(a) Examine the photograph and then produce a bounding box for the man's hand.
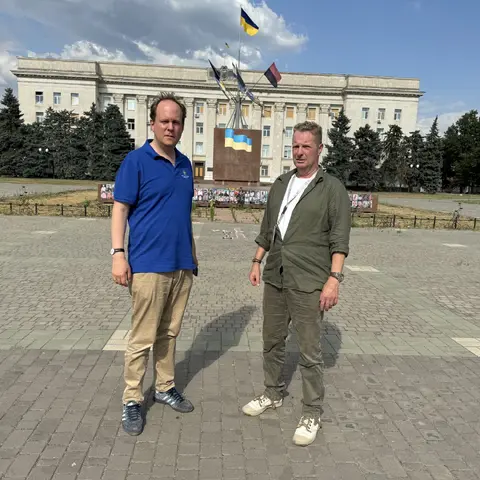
[319,277,339,311]
[249,263,261,286]
[112,255,131,287]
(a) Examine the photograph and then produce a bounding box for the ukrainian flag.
[240,8,259,36]
[225,128,252,152]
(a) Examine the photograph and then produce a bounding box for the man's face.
[150,99,184,148]
[292,130,323,171]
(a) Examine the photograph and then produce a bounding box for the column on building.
[136,95,148,145]
[297,103,308,123]
[182,97,194,160]
[113,94,124,116]
[251,103,262,130]
[272,102,285,180]
[205,98,217,181]
[319,104,330,163]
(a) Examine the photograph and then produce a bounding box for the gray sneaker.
[154,387,194,413]
[122,401,143,436]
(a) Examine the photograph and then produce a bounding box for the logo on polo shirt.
[181,169,190,179]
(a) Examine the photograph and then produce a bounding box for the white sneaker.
[242,394,283,416]
[292,415,321,446]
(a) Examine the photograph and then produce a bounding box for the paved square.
[0,216,480,479]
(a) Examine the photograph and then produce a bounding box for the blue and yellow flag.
[240,8,259,36]
[225,128,252,152]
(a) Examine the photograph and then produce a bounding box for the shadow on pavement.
[174,305,256,392]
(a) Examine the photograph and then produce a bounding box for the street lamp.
[38,147,54,178]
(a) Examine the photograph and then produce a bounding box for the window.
[286,106,294,119]
[263,106,272,118]
[362,107,369,120]
[195,102,204,115]
[217,123,226,128]
[53,92,61,105]
[129,139,135,150]
[377,108,386,121]
[127,98,136,111]
[35,91,43,105]
[127,118,135,130]
[307,107,316,120]
[284,145,292,159]
[196,122,204,134]
[195,142,204,155]
[263,125,271,137]
[242,105,250,117]
[394,109,402,121]
[330,107,340,120]
[283,166,291,174]
[218,103,227,116]
[261,165,269,177]
[103,96,112,110]
[285,127,293,138]
[262,144,270,157]
[376,128,384,135]
[36,112,44,123]
[71,93,79,106]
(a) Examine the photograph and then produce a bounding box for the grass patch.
[0,177,103,186]
[378,192,480,203]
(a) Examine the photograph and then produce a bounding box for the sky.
[0,0,478,134]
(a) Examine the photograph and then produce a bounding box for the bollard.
[373,214,376,227]
[61,204,64,216]
[34,203,38,215]
[84,205,88,217]
[433,216,436,229]
[474,218,477,231]
[414,215,417,228]
[10,203,12,214]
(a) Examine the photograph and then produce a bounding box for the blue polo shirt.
[113,140,195,274]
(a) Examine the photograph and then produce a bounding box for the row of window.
[35,91,79,106]
[36,91,403,125]
[362,107,402,122]
[260,165,290,177]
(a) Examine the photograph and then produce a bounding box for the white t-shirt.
[277,175,314,239]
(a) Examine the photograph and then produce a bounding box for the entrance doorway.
[194,162,205,180]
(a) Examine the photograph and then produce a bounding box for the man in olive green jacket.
[242,121,351,446]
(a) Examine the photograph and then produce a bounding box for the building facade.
[13,57,423,183]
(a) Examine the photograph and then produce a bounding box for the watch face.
[110,248,115,255]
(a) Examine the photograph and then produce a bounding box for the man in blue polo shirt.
[111,92,198,436]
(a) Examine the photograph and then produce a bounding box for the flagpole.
[234,10,242,130]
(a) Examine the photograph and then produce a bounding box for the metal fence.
[0,202,478,231]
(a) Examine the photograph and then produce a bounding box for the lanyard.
[270,176,313,250]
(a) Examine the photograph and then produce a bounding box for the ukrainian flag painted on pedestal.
[225,128,252,152]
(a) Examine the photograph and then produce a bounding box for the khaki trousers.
[262,282,325,415]
[123,270,193,404]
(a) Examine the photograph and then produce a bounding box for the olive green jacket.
[256,167,351,293]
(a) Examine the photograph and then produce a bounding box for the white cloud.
[0,42,17,90]
[0,0,306,71]
[417,98,471,134]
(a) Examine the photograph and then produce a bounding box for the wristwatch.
[110,248,125,256]
[330,272,344,283]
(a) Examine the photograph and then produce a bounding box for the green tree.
[100,104,133,180]
[445,111,480,192]
[350,124,381,190]
[380,124,404,188]
[77,103,105,179]
[421,117,443,193]
[0,88,24,176]
[20,122,49,178]
[323,109,354,184]
[402,131,424,191]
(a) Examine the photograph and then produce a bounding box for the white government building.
[13,57,423,183]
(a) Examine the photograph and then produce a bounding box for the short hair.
[150,92,187,124]
[293,121,322,145]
